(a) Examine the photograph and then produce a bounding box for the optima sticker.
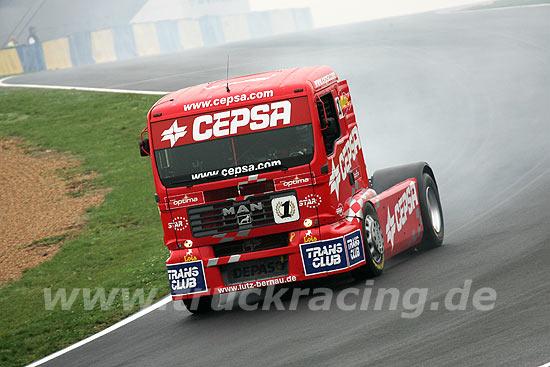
[300,230,365,276]
[167,260,207,296]
[169,192,205,208]
[274,173,312,190]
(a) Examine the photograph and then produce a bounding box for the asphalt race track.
[7,6,550,367]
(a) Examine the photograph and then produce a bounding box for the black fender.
[370,161,437,194]
[370,162,443,248]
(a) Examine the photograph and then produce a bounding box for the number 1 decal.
[271,195,300,224]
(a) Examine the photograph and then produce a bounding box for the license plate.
[221,256,288,285]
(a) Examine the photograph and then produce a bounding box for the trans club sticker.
[345,230,365,267]
[300,230,365,276]
[166,260,207,296]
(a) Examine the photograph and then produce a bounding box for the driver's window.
[316,92,341,156]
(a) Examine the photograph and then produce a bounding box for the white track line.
[1,75,173,366]
[26,296,172,367]
[0,76,168,95]
[537,362,550,367]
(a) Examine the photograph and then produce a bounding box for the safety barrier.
[133,23,161,56]
[91,29,117,64]
[220,14,250,43]
[42,37,72,70]
[0,8,311,77]
[269,9,297,35]
[177,19,204,49]
[112,25,138,60]
[0,48,23,75]
[247,12,272,39]
[156,20,182,53]
[68,32,94,67]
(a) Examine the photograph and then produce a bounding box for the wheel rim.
[364,215,384,264]
[426,186,442,234]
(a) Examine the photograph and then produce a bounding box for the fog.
[250,0,486,28]
[1,0,486,47]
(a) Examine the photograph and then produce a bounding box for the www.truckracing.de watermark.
[43,279,496,318]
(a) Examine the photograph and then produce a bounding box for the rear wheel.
[352,204,385,279]
[418,173,444,248]
[182,295,214,314]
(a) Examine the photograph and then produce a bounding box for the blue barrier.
[247,11,273,39]
[293,8,313,32]
[156,20,182,54]
[2,9,311,76]
[199,16,225,46]
[16,44,45,73]
[68,32,94,67]
[112,25,138,60]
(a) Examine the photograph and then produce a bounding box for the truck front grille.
[188,192,293,237]
[213,232,289,258]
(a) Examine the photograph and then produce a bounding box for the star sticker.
[161,120,187,147]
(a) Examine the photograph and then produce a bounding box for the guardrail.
[0,8,312,77]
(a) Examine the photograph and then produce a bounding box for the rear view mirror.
[139,138,150,157]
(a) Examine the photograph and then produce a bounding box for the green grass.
[468,0,550,10]
[0,88,169,367]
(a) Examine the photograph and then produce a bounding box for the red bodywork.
[142,66,424,299]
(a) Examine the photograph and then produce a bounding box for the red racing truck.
[139,66,444,313]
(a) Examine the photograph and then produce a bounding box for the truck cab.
[140,66,444,312]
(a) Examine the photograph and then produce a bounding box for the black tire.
[418,173,444,248]
[352,204,385,279]
[182,295,214,314]
[370,162,444,250]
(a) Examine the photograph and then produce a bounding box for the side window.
[316,92,341,156]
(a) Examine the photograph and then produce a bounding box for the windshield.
[155,124,314,187]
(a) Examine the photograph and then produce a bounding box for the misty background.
[1,0,485,48]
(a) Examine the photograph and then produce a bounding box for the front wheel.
[352,204,385,279]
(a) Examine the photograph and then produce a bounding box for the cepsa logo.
[385,181,419,250]
[330,125,362,200]
[153,97,311,149]
[193,101,291,141]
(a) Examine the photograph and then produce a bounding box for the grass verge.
[0,88,167,367]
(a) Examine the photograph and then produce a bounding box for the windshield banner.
[190,160,283,180]
[151,97,311,149]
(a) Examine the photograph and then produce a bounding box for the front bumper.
[167,216,366,300]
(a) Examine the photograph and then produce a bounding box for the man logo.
[238,214,252,226]
[222,203,264,217]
